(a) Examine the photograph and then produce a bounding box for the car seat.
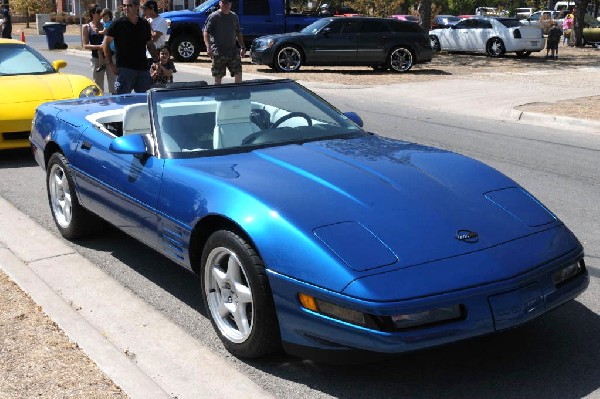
[213,97,260,149]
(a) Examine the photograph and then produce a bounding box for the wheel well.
[189,215,257,274]
[44,141,62,167]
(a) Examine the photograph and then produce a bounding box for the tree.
[10,0,53,27]
[571,0,590,46]
[418,0,432,30]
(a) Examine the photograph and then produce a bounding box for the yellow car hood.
[0,73,89,105]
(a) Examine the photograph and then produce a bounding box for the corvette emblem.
[456,230,479,243]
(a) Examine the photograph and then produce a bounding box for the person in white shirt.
[142,0,168,67]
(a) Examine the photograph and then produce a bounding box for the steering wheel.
[271,112,313,128]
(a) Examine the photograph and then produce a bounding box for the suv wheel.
[172,34,201,62]
[274,45,302,72]
[387,47,414,73]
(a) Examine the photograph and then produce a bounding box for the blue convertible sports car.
[30,79,588,360]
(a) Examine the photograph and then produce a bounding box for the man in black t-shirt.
[103,0,157,94]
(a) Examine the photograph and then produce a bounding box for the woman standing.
[1,9,12,39]
[82,4,115,94]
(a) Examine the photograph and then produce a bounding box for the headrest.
[123,103,150,133]
[215,99,251,124]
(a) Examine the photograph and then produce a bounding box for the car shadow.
[0,149,37,168]
[71,224,600,398]
[252,67,453,76]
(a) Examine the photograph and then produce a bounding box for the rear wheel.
[171,34,201,62]
[486,38,505,57]
[201,230,280,358]
[387,46,414,73]
[274,45,303,72]
[46,153,103,239]
[430,35,441,52]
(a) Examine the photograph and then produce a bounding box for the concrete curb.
[0,197,274,399]
[510,109,600,134]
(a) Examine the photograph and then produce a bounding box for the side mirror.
[343,111,363,127]
[109,134,148,155]
[52,60,67,71]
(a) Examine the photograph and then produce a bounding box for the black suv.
[250,17,433,73]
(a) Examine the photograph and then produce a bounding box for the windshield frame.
[148,79,367,159]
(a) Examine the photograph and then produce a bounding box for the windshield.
[300,18,333,33]
[150,80,365,157]
[194,0,216,13]
[0,44,55,76]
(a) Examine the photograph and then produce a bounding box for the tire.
[486,38,505,57]
[430,35,441,52]
[171,34,201,62]
[46,153,102,239]
[387,46,414,73]
[274,45,303,72]
[201,230,280,358]
[515,51,532,58]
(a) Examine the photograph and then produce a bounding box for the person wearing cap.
[142,0,168,67]
[103,0,157,94]
[203,0,245,85]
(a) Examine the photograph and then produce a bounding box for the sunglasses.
[122,4,135,7]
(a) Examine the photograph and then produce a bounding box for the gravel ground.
[1,22,598,398]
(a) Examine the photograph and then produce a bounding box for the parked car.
[0,38,101,151]
[431,15,462,29]
[515,7,535,19]
[429,16,545,57]
[30,79,589,361]
[521,10,564,33]
[389,14,420,23]
[163,0,323,62]
[250,17,433,73]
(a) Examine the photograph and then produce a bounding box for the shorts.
[546,40,559,50]
[211,55,242,78]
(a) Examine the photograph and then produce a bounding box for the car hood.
[179,135,566,292]
[0,73,82,105]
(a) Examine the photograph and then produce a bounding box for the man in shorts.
[203,0,245,85]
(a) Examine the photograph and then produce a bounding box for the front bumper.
[268,246,588,359]
[250,47,276,66]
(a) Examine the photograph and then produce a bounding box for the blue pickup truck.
[163,0,322,62]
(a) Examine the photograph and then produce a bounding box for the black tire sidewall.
[200,230,280,358]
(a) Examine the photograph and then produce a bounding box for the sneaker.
[95,65,106,72]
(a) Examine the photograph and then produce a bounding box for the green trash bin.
[43,23,68,50]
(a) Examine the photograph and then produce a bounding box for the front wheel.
[171,34,201,62]
[201,230,280,358]
[274,45,303,72]
[387,46,414,73]
[486,38,505,57]
[46,153,102,239]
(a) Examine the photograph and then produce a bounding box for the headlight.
[299,293,463,332]
[553,260,585,287]
[79,85,103,97]
[390,305,463,330]
[254,38,275,51]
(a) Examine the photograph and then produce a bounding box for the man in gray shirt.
[203,0,245,85]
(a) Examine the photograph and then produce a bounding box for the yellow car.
[0,38,102,150]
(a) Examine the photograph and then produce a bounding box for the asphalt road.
[2,46,600,398]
